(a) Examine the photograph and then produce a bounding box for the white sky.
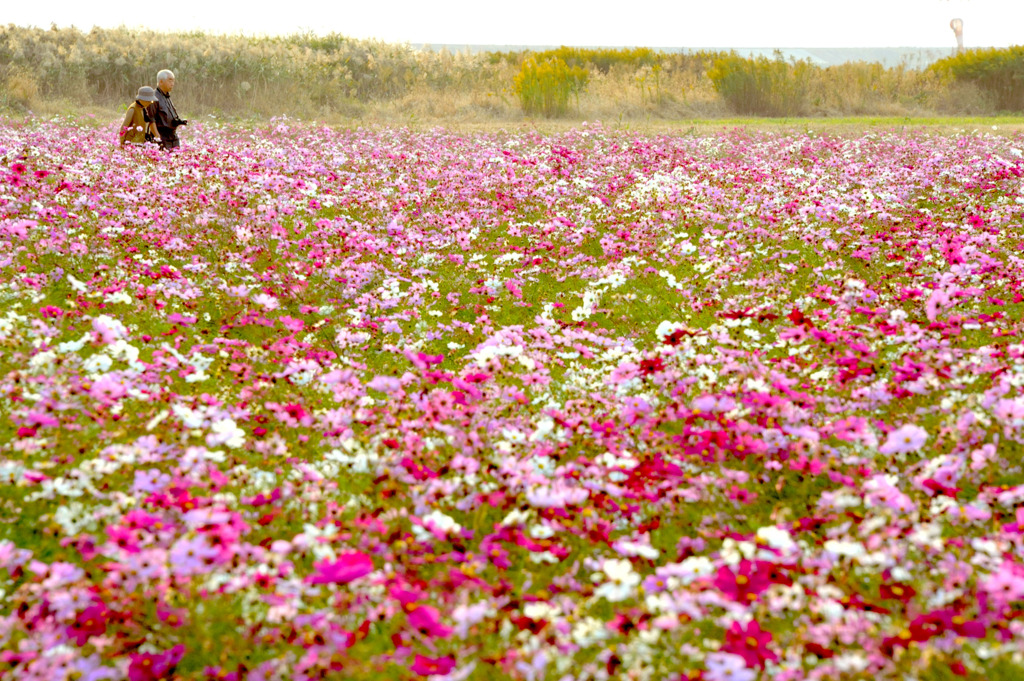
[5,0,1020,48]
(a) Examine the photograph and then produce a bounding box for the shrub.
[708,53,814,116]
[930,46,1024,112]
[513,57,589,117]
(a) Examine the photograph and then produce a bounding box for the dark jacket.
[148,87,181,139]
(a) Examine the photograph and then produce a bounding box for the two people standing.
[118,70,187,150]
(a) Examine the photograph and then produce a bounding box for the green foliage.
[930,46,1024,111]
[513,56,589,117]
[708,52,815,116]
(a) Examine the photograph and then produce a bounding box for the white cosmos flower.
[207,418,245,449]
[594,558,640,602]
[667,556,715,584]
[172,404,205,429]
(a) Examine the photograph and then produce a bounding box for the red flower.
[804,642,834,659]
[787,308,813,328]
[879,582,916,603]
[639,357,664,375]
[663,328,693,346]
[880,630,913,657]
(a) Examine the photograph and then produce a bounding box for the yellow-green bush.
[708,53,814,116]
[489,46,718,76]
[930,46,1024,111]
[513,57,589,117]
[537,46,659,73]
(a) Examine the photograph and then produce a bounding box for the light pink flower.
[879,424,927,455]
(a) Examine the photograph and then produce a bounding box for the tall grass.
[0,25,504,117]
[930,46,1024,111]
[708,52,953,117]
[0,25,1017,121]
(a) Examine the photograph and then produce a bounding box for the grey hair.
[157,69,175,82]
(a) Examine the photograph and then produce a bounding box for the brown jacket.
[119,102,150,146]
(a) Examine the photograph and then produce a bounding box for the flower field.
[2,117,1024,680]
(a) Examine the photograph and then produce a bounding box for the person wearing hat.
[118,86,159,147]
[148,69,187,150]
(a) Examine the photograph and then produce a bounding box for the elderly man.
[148,69,188,150]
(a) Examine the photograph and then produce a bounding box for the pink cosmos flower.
[90,375,128,404]
[705,652,755,681]
[368,375,403,393]
[982,563,1024,605]
[278,315,305,332]
[169,536,219,576]
[926,288,950,321]
[878,424,927,455]
[407,605,454,638]
[306,551,374,585]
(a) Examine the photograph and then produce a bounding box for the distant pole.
[950,18,964,54]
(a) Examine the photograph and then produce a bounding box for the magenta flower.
[306,551,374,585]
[66,603,109,645]
[713,560,771,604]
[106,525,141,554]
[410,654,456,676]
[128,644,185,681]
[722,620,778,669]
[407,605,454,639]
